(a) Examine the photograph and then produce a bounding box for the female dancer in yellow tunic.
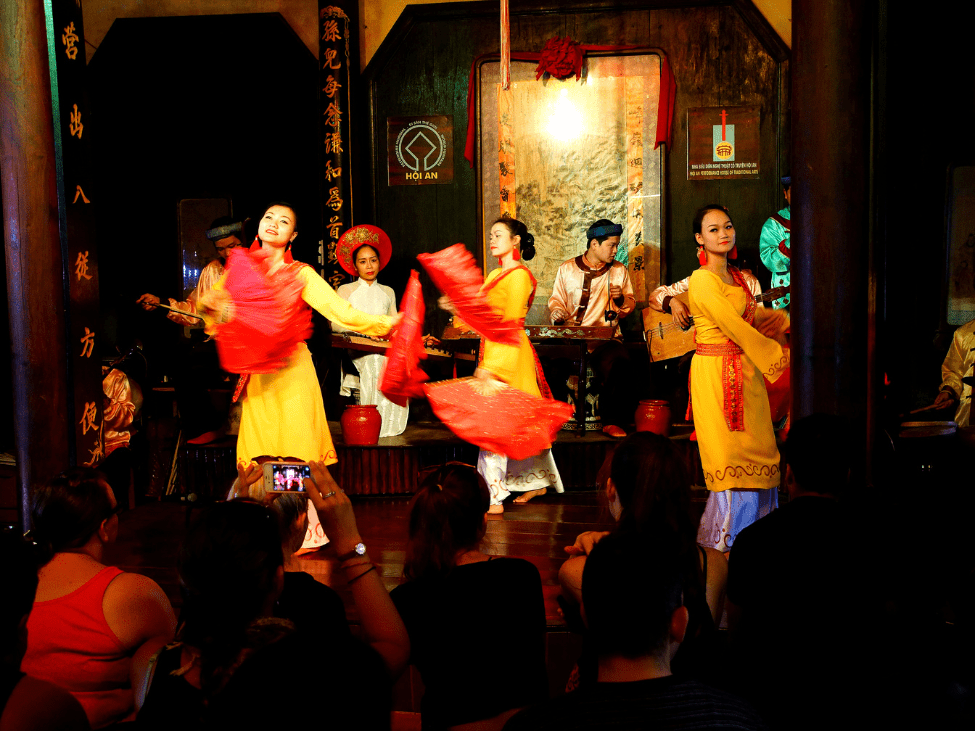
[443,218,565,513]
[204,204,395,466]
[688,204,789,551]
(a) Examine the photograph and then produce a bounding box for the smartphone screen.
[270,463,311,492]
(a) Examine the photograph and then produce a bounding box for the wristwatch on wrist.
[337,542,366,562]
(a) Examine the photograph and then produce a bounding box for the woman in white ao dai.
[336,241,408,437]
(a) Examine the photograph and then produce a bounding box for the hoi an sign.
[387,116,454,185]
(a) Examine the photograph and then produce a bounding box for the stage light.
[546,88,583,142]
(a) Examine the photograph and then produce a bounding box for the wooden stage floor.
[105,489,617,629]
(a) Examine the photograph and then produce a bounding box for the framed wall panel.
[477,53,664,325]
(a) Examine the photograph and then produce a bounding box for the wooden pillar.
[790,0,878,432]
[1,0,71,528]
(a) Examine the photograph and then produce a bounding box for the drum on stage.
[896,420,958,478]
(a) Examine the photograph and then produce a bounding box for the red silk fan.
[423,378,572,460]
[380,270,429,407]
[417,244,523,346]
[213,248,311,374]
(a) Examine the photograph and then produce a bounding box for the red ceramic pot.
[635,400,671,436]
[341,404,382,445]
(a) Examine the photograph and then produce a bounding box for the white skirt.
[477,449,564,505]
[697,488,778,552]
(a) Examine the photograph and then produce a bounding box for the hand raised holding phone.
[302,461,363,557]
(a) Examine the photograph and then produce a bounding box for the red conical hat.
[336,225,392,276]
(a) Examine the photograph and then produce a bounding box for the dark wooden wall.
[363,0,789,329]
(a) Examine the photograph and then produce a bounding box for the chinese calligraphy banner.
[387,116,454,186]
[319,1,358,290]
[686,106,760,180]
[44,0,103,466]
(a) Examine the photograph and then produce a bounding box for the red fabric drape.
[655,55,677,150]
[213,248,311,375]
[379,270,429,407]
[417,244,524,346]
[424,378,572,460]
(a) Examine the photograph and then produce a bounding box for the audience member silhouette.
[0,531,89,731]
[21,468,175,728]
[135,499,288,728]
[726,413,876,730]
[559,432,726,682]
[505,532,766,730]
[231,459,410,678]
[391,463,548,730]
[268,491,347,634]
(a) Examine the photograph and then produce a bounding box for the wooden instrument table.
[329,333,477,361]
[442,325,616,428]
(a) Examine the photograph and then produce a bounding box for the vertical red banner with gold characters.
[319,2,358,289]
[44,0,103,466]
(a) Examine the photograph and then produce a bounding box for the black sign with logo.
[387,116,454,186]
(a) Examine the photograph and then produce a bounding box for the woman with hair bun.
[390,463,547,729]
[442,216,565,513]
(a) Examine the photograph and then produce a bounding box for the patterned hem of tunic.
[696,488,778,552]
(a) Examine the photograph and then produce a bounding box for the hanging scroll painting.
[479,54,663,325]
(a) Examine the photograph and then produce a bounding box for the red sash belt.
[695,340,745,432]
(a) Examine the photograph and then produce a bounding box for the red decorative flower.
[535,36,584,80]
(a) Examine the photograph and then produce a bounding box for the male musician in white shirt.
[137,217,243,328]
[549,219,635,336]
[136,217,243,444]
[548,219,638,437]
[933,318,975,427]
[648,272,763,327]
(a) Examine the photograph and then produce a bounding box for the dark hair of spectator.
[785,413,853,496]
[178,500,284,696]
[0,532,40,651]
[269,493,309,555]
[610,432,696,547]
[404,463,490,581]
[29,467,114,562]
[583,531,684,659]
[493,216,536,261]
[692,203,732,237]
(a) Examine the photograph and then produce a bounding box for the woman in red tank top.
[22,469,176,729]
